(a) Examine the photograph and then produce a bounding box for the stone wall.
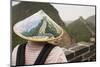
[63,42,96,62]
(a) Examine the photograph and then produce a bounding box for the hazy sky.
[51,3,95,21]
[12,1,95,21]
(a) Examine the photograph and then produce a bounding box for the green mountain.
[66,16,95,42]
[86,15,95,25]
[86,15,96,32]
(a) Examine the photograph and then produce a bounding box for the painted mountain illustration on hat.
[13,10,63,42]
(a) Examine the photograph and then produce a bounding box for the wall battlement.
[63,42,96,62]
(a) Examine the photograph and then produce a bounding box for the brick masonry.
[63,42,96,63]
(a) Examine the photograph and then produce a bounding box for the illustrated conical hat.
[13,10,64,42]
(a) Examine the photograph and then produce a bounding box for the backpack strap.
[16,43,56,66]
[16,43,26,66]
[34,43,56,65]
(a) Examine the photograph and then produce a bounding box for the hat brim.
[13,23,64,42]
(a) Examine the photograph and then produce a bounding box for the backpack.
[16,43,56,66]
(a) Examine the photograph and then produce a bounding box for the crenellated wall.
[63,42,96,62]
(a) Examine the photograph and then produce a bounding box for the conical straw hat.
[13,10,64,42]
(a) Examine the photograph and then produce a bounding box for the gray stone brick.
[65,50,75,60]
[83,49,96,59]
[70,45,89,56]
[69,56,83,63]
[89,54,96,61]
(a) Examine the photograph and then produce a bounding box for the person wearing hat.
[12,10,67,66]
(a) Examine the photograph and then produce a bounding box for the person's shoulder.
[48,43,63,52]
[12,43,27,52]
[13,45,20,50]
[50,45,64,55]
[12,45,20,66]
[45,45,67,63]
[53,46,62,50]
[12,45,20,53]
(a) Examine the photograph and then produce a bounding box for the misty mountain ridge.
[65,15,95,42]
[86,15,95,25]
[64,15,95,26]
